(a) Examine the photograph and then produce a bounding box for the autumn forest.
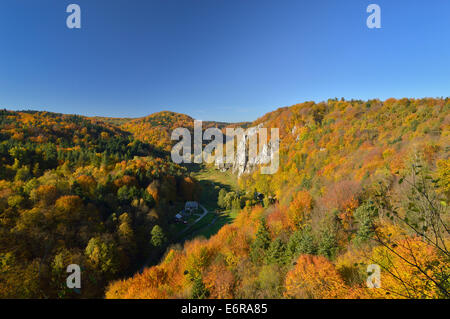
[0,98,449,299]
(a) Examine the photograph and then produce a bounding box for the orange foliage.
[76,175,97,196]
[98,98,449,299]
[114,175,137,188]
[338,196,359,232]
[55,195,83,213]
[32,184,59,206]
[146,180,160,204]
[322,180,360,212]
[287,191,313,230]
[204,263,235,298]
[266,205,289,237]
[284,255,350,299]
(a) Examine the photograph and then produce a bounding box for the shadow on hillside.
[184,163,202,173]
[185,163,235,211]
[198,179,232,211]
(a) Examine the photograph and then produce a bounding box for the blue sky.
[0,0,449,122]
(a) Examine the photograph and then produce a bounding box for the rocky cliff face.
[215,124,278,176]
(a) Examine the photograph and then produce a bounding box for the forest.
[107,98,449,299]
[0,110,201,298]
[0,97,449,299]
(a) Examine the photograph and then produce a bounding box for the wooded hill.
[0,110,201,298]
[109,110,250,151]
[1,98,448,299]
[104,98,449,299]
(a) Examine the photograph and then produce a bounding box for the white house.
[185,201,198,211]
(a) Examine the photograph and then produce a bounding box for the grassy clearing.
[189,164,239,211]
[192,165,239,191]
[185,209,239,240]
[172,164,241,242]
[181,212,216,240]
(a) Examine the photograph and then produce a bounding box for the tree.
[287,225,317,258]
[370,237,449,298]
[30,184,59,206]
[287,191,313,230]
[370,161,450,298]
[284,255,348,298]
[180,176,197,201]
[76,175,97,198]
[14,166,30,182]
[55,195,83,213]
[265,237,288,265]
[146,180,160,205]
[85,236,120,276]
[118,213,135,251]
[250,218,271,263]
[256,264,284,298]
[436,159,449,199]
[191,277,210,299]
[318,223,339,260]
[150,225,167,248]
[117,185,136,203]
[219,191,238,210]
[231,197,241,210]
[217,188,227,208]
[203,263,234,298]
[353,201,378,245]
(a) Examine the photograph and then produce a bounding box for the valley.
[1,98,449,299]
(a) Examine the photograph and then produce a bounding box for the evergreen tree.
[250,218,271,263]
[191,277,210,299]
[287,225,317,259]
[265,237,288,265]
[353,201,378,245]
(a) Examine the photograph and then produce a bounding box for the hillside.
[1,99,448,299]
[91,116,136,127]
[105,98,449,299]
[0,110,201,298]
[120,111,250,151]
[119,111,193,151]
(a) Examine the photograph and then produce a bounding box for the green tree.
[265,237,288,265]
[353,201,378,245]
[191,277,210,299]
[150,225,167,248]
[85,236,120,275]
[318,227,338,260]
[217,189,228,209]
[287,225,317,258]
[250,218,271,263]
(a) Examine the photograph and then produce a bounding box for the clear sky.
[0,0,449,122]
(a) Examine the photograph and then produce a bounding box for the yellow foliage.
[369,237,449,299]
[287,191,313,230]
